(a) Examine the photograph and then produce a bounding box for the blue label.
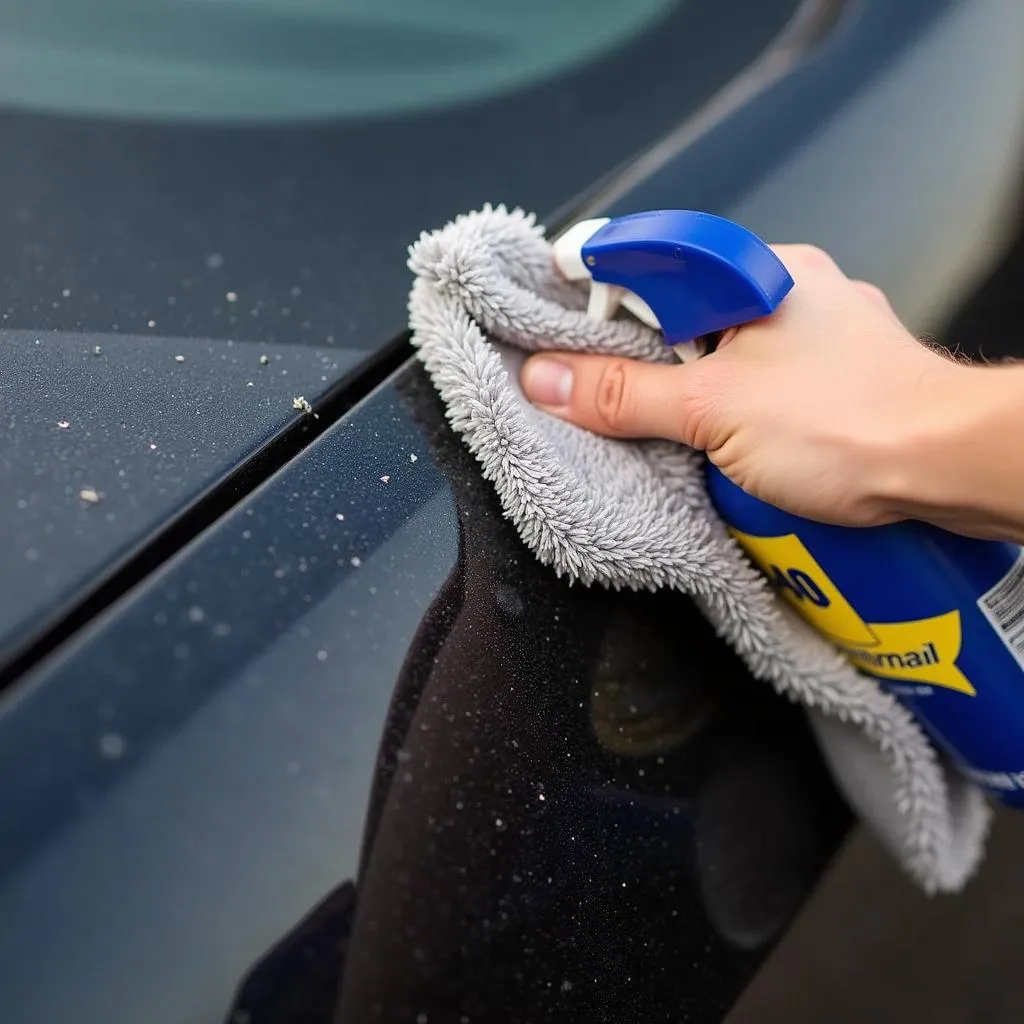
[706,464,1024,806]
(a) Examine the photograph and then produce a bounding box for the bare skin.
[520,243,1024,544]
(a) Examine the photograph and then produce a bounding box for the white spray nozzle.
[551,217,663,332]
[551,217,609,281]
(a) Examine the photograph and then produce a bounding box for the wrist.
[880,357,1024,537]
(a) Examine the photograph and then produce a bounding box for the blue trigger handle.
[581,210,794,346]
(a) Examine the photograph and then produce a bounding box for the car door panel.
[0,366,847,1024]
[0,0,1022,1021]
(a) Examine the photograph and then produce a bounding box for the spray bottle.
[554,208,1024,808]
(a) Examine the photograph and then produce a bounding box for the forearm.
[885,361,1024,544]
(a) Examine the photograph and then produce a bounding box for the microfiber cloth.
[406,204,992,894]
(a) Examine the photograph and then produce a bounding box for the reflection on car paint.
[588,606,719,758]
[304,370,846,1021]
[0,357,845,1023]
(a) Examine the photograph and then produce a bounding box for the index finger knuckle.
[779,244,841,277]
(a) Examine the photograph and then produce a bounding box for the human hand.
[520,244,970,528]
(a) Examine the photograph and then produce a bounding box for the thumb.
[520,352,695,442]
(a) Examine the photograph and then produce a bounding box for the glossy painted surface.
[0,366,846,1023]
[0,372,460,1022]
[1,0,1023,1021]
[610,0,1024,333]
[0,329,361,664]
[0,0,797,676]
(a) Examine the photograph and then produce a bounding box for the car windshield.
[0,0,680,122]
[0,0,800,357]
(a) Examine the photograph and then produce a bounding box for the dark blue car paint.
[0,0,800,689]
[0,366,846,1023]
[0,330,363,666]
[0,0,1014,1020]
[590,0,956,220]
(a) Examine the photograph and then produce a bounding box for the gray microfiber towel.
[406,204,992,894]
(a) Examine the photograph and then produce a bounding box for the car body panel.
[592,0,1024,332]
[0,329,361,664]
[0,368,847,1023]
[0,0,799,678]
[722,0,1024,333]
[1,0,1024,1021]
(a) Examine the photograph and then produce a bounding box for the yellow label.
[731,529,975,697]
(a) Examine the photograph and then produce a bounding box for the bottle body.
[706,463,1024,807]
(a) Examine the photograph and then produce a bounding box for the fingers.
[519,241,900,447]
[851,279,897,318]
[520,353,689,441]
[770,244,894,309]
[768,243,847,282]
[851,280,885,305]
[769,244,898,324]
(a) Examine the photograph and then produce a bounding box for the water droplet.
[206,253,224,269]
[187,605,206,623]
[99,732,126,759]
[316,649,328,662]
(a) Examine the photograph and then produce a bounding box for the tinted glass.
[0,1,680,121]
[0,1,801,357]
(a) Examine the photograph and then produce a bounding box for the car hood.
[0,328,361,664]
